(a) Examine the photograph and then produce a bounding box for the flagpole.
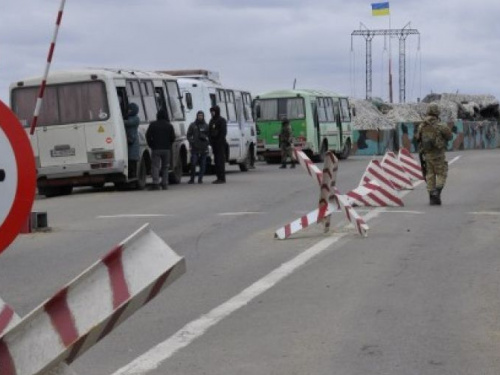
[388,10,393,103]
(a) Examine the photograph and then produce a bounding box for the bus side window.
[154,87,170,121]
[210,93,217,108]
[185,92,193,110]
[116,87,129,118]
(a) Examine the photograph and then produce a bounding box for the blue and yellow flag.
[371,2,390,16]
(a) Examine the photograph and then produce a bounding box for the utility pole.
[351,23,420,103]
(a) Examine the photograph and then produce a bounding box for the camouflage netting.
[351,93,500,130]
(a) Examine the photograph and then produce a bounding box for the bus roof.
[10,68,178,89]
[254,89,344,99]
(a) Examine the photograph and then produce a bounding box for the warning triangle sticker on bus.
[98,125,105,133]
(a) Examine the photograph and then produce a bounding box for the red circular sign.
[0,100,36,254]
[106,137,112,144]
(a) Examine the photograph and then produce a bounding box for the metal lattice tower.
[351,23,420,103]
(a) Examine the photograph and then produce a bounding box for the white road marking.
[379,210,425,214]
[217,212,265,216]
[112,153,463,375]
[111,235,346,375]
[97,214,174,219]
[468,212,500,216]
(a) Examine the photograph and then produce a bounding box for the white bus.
[162,70,256,172]
[9,68,189,197]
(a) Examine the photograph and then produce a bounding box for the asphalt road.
[1,149,500,375]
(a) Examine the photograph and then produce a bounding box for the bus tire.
[239,150,251,172]
[169,149,186,184]
[135,157,147,190]
[338,139,351,160]
[316,141,328,163]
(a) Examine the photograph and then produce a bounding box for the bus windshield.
[255,98,305,121]
[11,81,109,128]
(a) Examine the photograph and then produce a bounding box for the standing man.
[146,109,176,190]
[415,103,453,205]
[208,105,227,184]
[187,110,210,184]
[124,103,140,179]
[279,119,295,169]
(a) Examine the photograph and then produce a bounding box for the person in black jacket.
[146,109,176,190]
[208,105,227,184]
[187,111,210,184]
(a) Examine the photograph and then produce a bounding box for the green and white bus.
[253,89,354,162]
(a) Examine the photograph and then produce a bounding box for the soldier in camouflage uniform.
[415,103,453,205]
[279,119,296,169]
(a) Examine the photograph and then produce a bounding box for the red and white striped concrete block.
[292,148,323,186]
[274,203,340,240]
[359,159,397,192]
[0,299,16,337]
[30,0,66,135]
[346,179,404,207]
[0,298,78,375]
[332,188,369,237]
[398,148,424,181]
[0,224,185,375]
[380,152,413,190]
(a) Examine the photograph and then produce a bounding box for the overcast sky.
[1,0,499,105]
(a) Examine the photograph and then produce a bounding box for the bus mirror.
[352,106,356,117]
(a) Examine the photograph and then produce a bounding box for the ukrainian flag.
[372,2,390,16]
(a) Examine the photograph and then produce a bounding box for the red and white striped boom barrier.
[0,224,185,375]
[29,0,66,135]
[275,149,368,239]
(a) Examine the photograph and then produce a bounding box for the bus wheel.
[135,157,147,190]
[338,139,351,160]
[169,150,185,184]
[239,151,251,172]
[316,142,328,163]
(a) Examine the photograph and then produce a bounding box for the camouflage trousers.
[281,146,293,163]
[425,153,448,192]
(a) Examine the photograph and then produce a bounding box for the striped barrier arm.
[274,203,339,240]
[30,0,66,135]
[380,152,413,190]
[319,152,339,233]
[398,148,424,181]
[292,148,323,186]
[333,188,369,237]
[0,224,185,375]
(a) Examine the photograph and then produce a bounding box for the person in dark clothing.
[187,111,210,184]
[208,105,227,184]
[124,103,140,178]
[146,109,176,190]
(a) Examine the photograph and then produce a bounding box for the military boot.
[429,190,440,206]
[279,163,287,169]
[290,160,296,168]
[435,187,443,205]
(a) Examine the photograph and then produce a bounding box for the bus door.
[333,99,343,149]
[311,101,321,153]
[218,89,242,160]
